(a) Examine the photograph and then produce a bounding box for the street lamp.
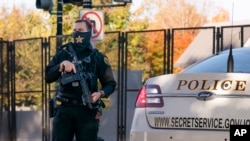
[35,0,133,40]
[36,0,53,11]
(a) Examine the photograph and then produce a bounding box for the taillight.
[135,87,147,108]
[135,84,164,108]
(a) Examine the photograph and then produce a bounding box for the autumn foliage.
[0,0,230,107]
[132,0,229,73]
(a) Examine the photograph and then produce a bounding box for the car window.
[182,50,250,73]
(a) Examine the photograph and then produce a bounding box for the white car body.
[130,73,250,141]
[130,47,250,141]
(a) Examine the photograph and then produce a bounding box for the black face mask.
[72,31,92,52]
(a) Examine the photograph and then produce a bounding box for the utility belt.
[55,95,84,106]
[49,95,85,118]
[54,95,104,108]
[49,94,105,118]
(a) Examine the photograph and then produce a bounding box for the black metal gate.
[1,25,250,141]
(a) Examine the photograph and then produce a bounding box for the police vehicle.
[129,47,250,141]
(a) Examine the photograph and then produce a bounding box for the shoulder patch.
[104,57,110,65]
[59,42,73,49]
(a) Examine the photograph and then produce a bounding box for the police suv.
[129,47,250,141]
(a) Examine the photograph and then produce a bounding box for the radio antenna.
[227,2,234,72]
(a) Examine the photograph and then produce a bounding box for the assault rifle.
[60,43,93,109]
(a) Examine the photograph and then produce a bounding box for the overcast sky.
[211,0,250,21]
[131,0,250,22]
[1,0,250,21]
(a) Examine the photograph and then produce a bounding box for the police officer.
[45,19,116,141]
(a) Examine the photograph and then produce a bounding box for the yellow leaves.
[211,8,229,23]
[14,39,42,92]
[0,6,52,40]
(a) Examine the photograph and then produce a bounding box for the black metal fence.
[1,24,250,141]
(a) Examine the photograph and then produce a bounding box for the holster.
[49,99,54,118]
[94,99,105,120]
[92,99,106,109]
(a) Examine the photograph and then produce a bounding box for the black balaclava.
[72,30,92,53]
[72,19,93,52]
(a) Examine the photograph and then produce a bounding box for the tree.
[131,0,229,74]
[0,7,51,40]
[0,6,53,109]
[0,0,230,108]
[211,8,229,23]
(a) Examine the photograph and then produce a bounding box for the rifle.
[61,43,93,109]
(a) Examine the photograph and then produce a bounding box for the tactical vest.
[59,45,98,100]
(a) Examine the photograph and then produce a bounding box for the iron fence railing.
[1,24,250,141]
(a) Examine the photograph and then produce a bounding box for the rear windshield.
[182,51,250,73]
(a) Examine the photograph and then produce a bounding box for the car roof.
[218,47,250,54]
[182,47,250,73]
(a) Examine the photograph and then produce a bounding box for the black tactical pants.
[52,105,99,141]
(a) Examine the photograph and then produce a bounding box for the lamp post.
[56,0,63,48]
[36,0,63,47]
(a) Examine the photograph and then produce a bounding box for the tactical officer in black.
[45,19,116,141]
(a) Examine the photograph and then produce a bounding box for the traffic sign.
[80,10,104,41]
